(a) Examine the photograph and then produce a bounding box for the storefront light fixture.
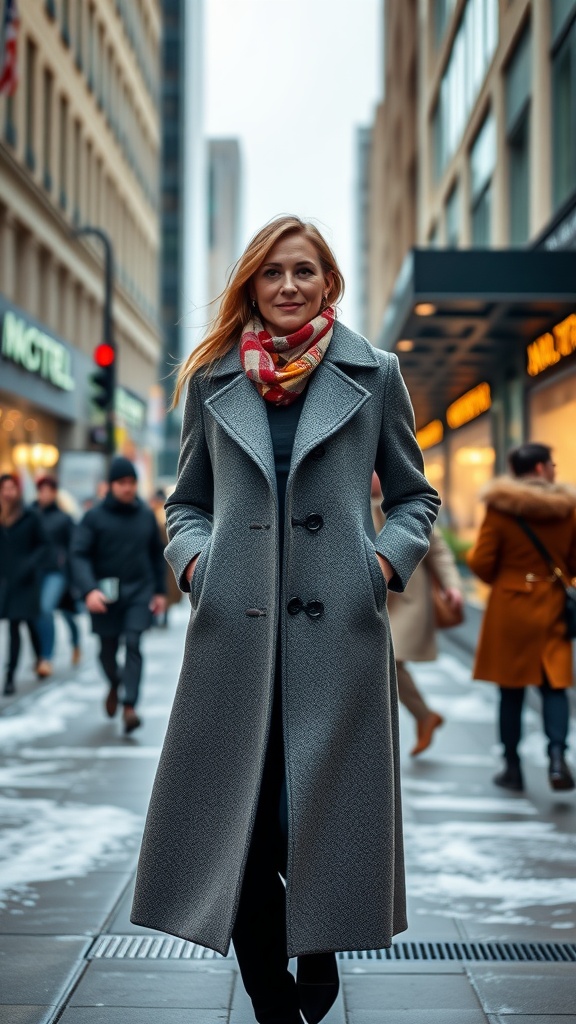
[446,382,491,429]
[414,302,437,316]
[455,446,495,467]
[24,418,37,432]
[527,313,576,377]
[12,443,59,469]
[396,339,414,352]
[416,419,444,450]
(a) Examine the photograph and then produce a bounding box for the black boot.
[3,676,15,696]
[548,746,575,791]
[297,952,340,1024]
[251,973,301,1024]
[493,761,524,792]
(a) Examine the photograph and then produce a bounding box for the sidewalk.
[1,603,575,1023]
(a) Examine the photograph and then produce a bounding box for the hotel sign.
[527,313,576,377]
[446,382,491,429]
[416,419,444,450]
[1,310,75,391]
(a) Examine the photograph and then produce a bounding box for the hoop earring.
[251,299,258,312]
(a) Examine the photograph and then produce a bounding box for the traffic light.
[90,343,115,411]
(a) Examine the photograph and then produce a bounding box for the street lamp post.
[72,226,116,459]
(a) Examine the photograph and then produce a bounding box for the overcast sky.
[204,0,382,330]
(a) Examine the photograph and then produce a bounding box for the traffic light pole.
[72,226,116,460]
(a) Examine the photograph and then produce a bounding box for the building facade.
[365,0,576,543]
[207,137,242,307]
[0,0,161,497]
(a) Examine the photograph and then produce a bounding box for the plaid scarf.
[239,306,335,406]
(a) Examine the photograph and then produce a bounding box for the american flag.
[0,0,20,97]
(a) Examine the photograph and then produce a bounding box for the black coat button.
[310,444,326,460]
[305,514,324,532]
[287,597,303,615]
[305,601,324,619]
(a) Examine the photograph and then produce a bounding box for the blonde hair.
[172,215,345,406]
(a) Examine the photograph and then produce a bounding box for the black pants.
[5,620,41,681]
[499,677,569,762]
[99,632,143,707]
[231,668,296,1017]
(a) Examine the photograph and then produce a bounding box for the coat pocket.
[189,542,211,608]
[364,536,388,611]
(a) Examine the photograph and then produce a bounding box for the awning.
[376,248,576,429]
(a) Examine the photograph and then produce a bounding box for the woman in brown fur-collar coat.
[467,442,576,794]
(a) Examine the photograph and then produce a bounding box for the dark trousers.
[5,620,41,681]
[231,672,297,1018]
[99,632,143,707]
[499,677,570,762]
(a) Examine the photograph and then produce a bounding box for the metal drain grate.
[338,941,576,963]
[89,936,576,963]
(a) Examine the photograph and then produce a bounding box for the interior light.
[414,302,436,316]
[24,418,37,432]
[396,339,414,352]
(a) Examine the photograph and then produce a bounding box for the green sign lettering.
[1,311,75,391]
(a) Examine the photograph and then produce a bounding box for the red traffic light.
[94,342,115,367]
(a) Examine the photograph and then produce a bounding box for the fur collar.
[481,477,576,519]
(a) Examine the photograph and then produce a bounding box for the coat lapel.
[203,371,277,495]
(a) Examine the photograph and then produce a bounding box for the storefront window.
[447,415,495,542]
[423,444,446,502]
[529,373,576,486]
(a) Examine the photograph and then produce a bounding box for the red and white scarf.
[239,306,335,406]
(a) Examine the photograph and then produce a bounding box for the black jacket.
[0,506,49,621]
[71,493,166,634]
[31,501,74,575]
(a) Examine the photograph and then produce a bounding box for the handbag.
[516,516,576,640]
[431,576,464,629]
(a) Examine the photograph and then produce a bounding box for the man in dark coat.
[71,456,167,733]
[0,473,48,694]
[32,475,78,678]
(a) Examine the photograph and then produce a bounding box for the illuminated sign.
[446,382,491,429]
[416,419,444,450]
[527,313,576,377]
[1,310,74,391]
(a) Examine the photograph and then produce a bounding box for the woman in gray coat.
[131,215,440,1024]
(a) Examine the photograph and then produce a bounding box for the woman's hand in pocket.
[185,554,199,585]
[376,553,394,584]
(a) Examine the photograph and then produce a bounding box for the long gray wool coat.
[131,321,440,957]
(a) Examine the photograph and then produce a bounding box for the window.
[42,68,54,191]
[552,8,576,210]
[445,180,460,246]
[61,0,70,46]
[59,96,68,210]
[433,0,499,180]
[25,39,37,171]
[506,27,531,244]
[4,95,16,147]
[73,120,81,224]
[470,111,496,246]
[87,4,95,90]
[552,0,576,39]
[75,0,83,69]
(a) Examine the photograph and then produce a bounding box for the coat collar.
[203,321,377,494]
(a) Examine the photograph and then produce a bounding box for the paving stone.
[69,962,235,1008]
[0,1009,53,1024]
[345,1013,488,1024]
[343,973,483,1011]
[0,935,88,1004]
[467,964,576,1015]
[487,1016,576,1024]
[59,1010,228,1023]
[0,872,133,935]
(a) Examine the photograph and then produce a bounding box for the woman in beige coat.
[372,473,463,754]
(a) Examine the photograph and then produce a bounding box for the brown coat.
[467,477,576,689]
[153,509,182,608]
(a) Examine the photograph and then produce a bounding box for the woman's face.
[251,234,332,337]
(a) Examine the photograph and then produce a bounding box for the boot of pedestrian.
[548,746,575,791]
[297,951,340,1024]
[123,705,142,735]
[71,646,82,666]
[36,659,53,679]
[493,761,524,792]
[410,711,445,757]
[105,687,119,718]
[3,676,15,696]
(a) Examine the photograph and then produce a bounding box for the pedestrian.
[33,475,80,678]
[0,473,48,695]
[372,473,463,756]
[149,488,181,627]
[467,442,576,793]
[71,456,167,734]
[131,215,440,1024]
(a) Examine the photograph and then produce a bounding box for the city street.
[0,604,575,1023]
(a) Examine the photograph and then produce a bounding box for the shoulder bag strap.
[516,516,569,594]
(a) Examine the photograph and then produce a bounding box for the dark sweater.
[266,393,305,550]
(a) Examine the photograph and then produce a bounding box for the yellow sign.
[416,419,444,450]
[527,313,576,376]
[446,382,491,429]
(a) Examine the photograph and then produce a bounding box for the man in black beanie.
[71,456,167,733]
